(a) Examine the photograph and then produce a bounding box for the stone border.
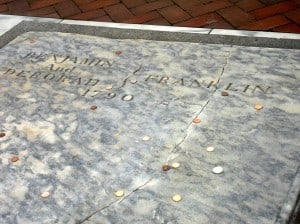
[0,15,300,49]
[277,168,300,224]
[0,14,299,224]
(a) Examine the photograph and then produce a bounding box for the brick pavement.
[0,0,299,33]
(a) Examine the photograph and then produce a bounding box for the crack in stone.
[79,48,233,222]
[215,48,231,87]
[78,177,155,224]
[77,200,118,224]
[167,97,211,157]
[167,47,232,158]
[119,177,155,203]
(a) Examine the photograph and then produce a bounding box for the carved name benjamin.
[24,51,114,68]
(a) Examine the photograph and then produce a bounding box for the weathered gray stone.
[0,30,299,224]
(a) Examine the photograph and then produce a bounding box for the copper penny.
[255,104,263,110]
[193,118,201,123]
[11,156,19,162]
[90,105,97,110]
[0,132,5,137]
[221,91,229,96]
[115,50,122,55]
[162,165,171,171]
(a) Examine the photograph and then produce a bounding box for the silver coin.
[212,166,223,174]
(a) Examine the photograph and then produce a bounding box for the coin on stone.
[206,147,215,152]
[115,50,122,55]
[172,194,182,202]
[221,91,229,96]
[212,166,223,174]
[130,79,137,84]
[41,191,50,198]
[162,164,171,171]
[11,156,19,162]
[193,118,201,123]
[0,132,5,137]
[122,95,133,101]
[171,162,180,169]
[255,104,263,110]
[142,136,150,141]
[106,85,113,90]
[115,190,124,197]
[90,105,97,110]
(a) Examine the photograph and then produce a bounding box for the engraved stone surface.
[0,31,299,224]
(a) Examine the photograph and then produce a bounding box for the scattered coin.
[115,190,124,197]
[115,50,122,55]
[130,79,137,84]
[106,85,113,90]
[212,166,223,174]
[171,162,180,169]
[221,91,229,96]
[255,104,263,110]
[11,156,19,162]
[122,95,133,101]
[142,136,150,141]
[172,194,182,202]
[206,147,215,152]
[0,132,5,137]
[193,118,201,123]
[41,191,50,198]
[162,164,171,171]
[90,105,97,110]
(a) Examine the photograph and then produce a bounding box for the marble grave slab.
[0,31,299,224]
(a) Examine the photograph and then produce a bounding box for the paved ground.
[0,0,299,33]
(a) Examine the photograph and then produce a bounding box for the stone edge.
[276,166,300,224]
[0,15,300,49]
